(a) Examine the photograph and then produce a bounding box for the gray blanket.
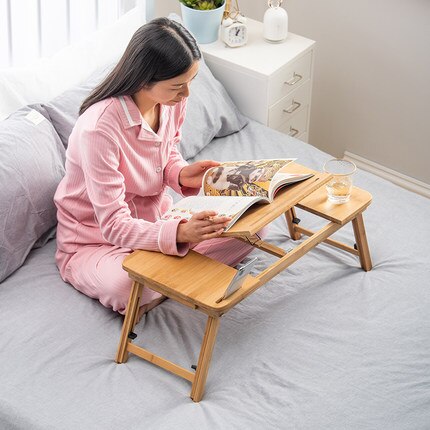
[1,120,429,429]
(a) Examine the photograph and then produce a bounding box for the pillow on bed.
[0,107,65,282]
[167,12,248,159]
[41,65,113,148]
[179,58,248,160]
[0,7,143,121]
[0,77,27,121]
[41,58,248,158]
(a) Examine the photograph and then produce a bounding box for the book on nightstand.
[162,158,313,231]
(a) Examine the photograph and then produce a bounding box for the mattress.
[1,119,429,429]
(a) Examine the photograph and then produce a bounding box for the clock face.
[228,24,247,46]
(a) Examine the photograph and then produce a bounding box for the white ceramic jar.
[263,0,288,42]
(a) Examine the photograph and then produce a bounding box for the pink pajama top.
[54,95,198,276]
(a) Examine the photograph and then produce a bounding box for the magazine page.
[161,195,265,230]
[202,159,295,198]
[268,170,314,200]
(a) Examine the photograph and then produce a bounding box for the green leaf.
[179,0,224,10]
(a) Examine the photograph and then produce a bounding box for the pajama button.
[155,142,160,147]
[156,167,161,173]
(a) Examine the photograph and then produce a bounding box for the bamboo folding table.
[115,163,373,402]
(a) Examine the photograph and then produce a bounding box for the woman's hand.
[177,211,232,243]
[179,160,220,189]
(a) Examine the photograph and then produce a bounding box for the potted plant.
[179,0,226,44]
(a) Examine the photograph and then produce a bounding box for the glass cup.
[323,158,356,204]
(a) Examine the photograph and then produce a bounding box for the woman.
[54,18,260,318]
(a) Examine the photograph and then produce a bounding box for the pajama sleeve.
[80,128,189,256]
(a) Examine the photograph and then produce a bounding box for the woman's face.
[141,61,199,106]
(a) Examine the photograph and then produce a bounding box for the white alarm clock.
[221,15,248,48]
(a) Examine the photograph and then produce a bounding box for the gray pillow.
[167,12,248,158]
[0,106,65,282]
[180,58,248,160]
[41,59,247,160]
[42,65,113,148]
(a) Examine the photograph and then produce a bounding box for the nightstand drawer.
[200,20,315,137]
[268,50,313,105]
[278,107,308,138]
[268,79,311,129]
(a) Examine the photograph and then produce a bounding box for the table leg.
[115,280,143,363]
[285,207,302,240]
[190,315,220,402]
[352,213,372,271]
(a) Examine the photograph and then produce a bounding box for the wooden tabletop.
[122,164,374,317]
[123,249,262,316]
[123,163,332,315]
[297,186,372,225]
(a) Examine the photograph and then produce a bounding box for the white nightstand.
[200,18,315,142]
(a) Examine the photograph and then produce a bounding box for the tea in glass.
[323,159,356,204]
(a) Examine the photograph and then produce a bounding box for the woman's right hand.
[176,211,232,243]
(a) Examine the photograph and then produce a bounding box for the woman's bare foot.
[135,295,167,324]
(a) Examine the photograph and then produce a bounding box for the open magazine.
[162,159,313,231]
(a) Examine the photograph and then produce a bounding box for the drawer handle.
[288,126,299,137]
[283,100,301,114]
[284,72,302,86]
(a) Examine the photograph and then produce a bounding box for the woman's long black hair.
[79,18,201,115]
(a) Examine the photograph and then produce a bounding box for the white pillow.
[0,7,144,121]
[0,77,27,120]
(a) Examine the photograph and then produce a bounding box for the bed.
[1,6,430,430]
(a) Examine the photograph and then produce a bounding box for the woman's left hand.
[179,160,220,189]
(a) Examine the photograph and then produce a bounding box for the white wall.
[156,0,430,185]
[287,0,430,186]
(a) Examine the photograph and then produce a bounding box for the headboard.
[0,0,152,69]
[0,0,155,120]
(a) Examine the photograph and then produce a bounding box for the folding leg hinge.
[354,243,358,250]
[292,217,301,224]
[191,364,197,371]
[128,332,137,340]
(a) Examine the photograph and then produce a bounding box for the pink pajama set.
[54,95,261,314]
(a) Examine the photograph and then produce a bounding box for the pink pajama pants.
[62,229,267,314]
